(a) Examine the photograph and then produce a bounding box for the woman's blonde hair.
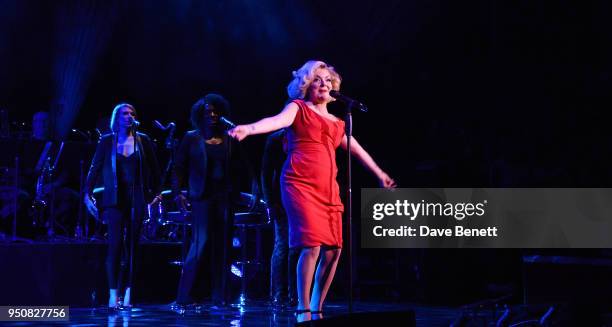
[286,60,341,100]
[109,103,136,132]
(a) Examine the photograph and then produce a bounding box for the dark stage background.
[2,0,612,310]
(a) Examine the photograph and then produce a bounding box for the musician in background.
[32,111,83,237]
[1,111,78,239]
[32,111,51,141]
[0,112,49,237]
[1,112,51,222]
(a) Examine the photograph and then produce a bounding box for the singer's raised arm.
[228,102,299,141]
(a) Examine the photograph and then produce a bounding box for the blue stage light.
[231,264,243,278]
[232,236,241,248]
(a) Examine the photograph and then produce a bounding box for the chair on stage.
[231,192,270,308]
[150,190,191,266]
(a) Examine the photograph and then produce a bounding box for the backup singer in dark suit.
[84,103,161,309]
[262,129,299,308]
[172,94,233,307]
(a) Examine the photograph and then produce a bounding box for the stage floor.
[0,301,459,326]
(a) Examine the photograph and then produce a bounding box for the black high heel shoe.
[294,308,311,322]
[311,310,324,320]
[116,304,133,311]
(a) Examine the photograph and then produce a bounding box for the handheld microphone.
[329,90,368,112]
[219,116,236,129]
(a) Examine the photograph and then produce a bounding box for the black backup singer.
[172,94,234,307]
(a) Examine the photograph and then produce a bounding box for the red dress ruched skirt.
[281,99,345,248]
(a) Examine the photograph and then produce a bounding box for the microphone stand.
[159,124,183,261]
[128,123,143,307]
[219,117,260,306]
[47,141,65,240]
[335,92,367,313]
[344,101,354,313]
[159,124,176,194]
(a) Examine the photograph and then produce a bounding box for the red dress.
[281,99,345,248]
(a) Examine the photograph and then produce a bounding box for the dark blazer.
[85,132,161,207]
[172,130,232,201]
[261,129,287,207]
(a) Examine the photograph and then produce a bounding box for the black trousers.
[270,211,299,302]
[176,198,231,304]
[104,204,143,290]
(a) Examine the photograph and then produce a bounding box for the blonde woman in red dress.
[229,60,396,322]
